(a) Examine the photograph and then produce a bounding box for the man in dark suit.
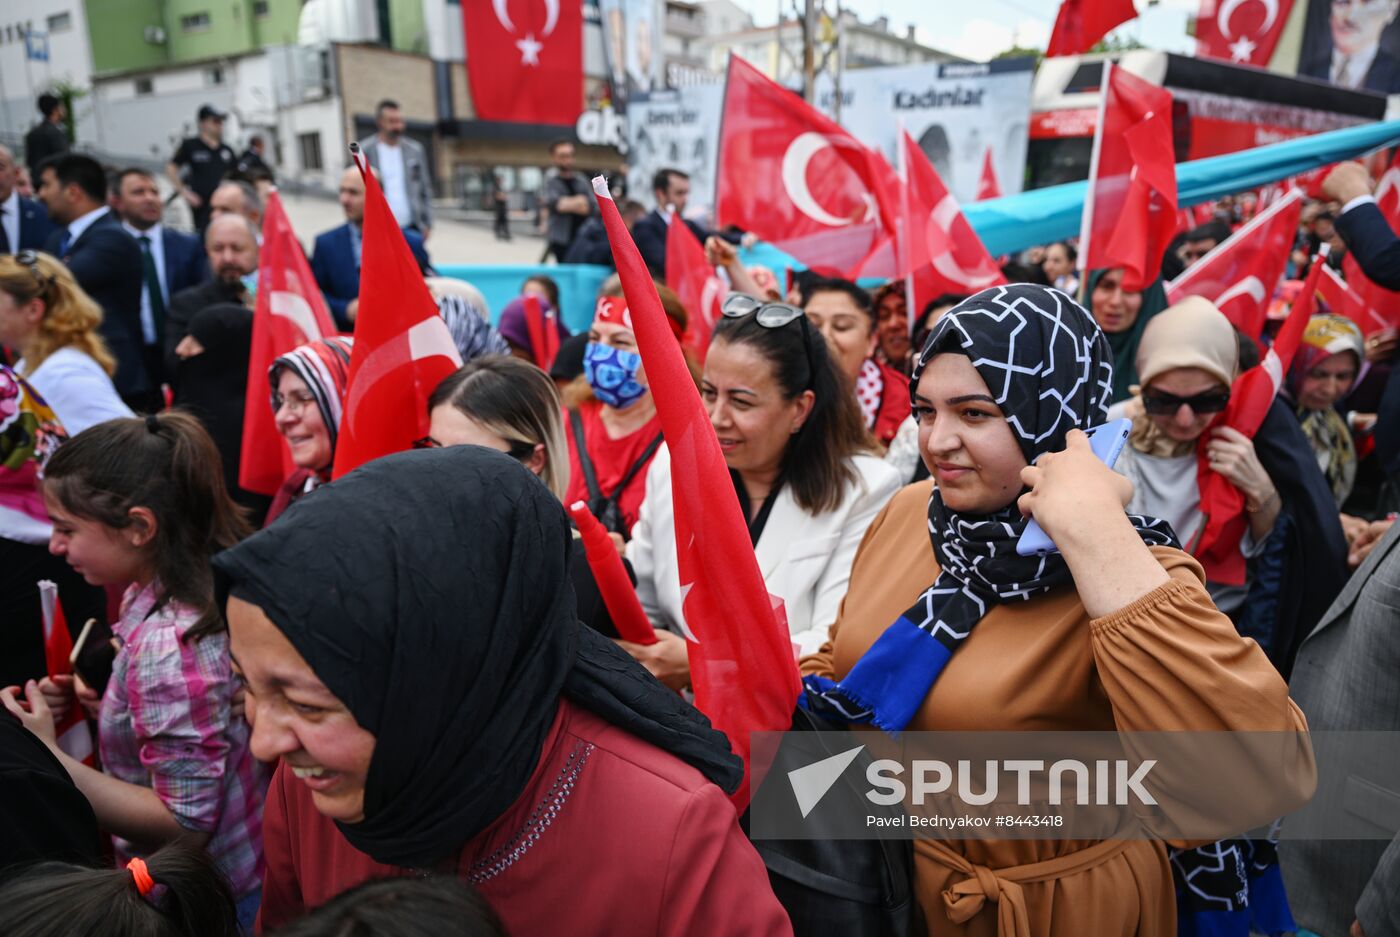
[23,93,68,181]
[631,168,708,278]
[35,153,149,406]
[0,144,53,253]
[1327,161,1400,290]
[112,167,208,391]
[311,165,430,331]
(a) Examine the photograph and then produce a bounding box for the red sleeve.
[658,784,793,937]
[254,764,304,933]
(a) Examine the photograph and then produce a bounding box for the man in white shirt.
[356,99,433,239]
[113,168,209,389]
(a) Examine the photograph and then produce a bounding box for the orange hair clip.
[126,857,155,896]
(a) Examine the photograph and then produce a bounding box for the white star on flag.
[516,33,543,66]
[1229,36,1257,62]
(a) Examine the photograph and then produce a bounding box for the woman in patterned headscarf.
[1284,313,1365,507]
[264,337,353,525]
[801,284,1314,937]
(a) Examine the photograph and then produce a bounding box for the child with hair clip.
[0,411,267,931]
[0,840,241,937]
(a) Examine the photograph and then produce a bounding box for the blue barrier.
[435,263,613,334]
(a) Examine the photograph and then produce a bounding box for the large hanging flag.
[1342,153,1400,332]
[664,211,726,364]
[897,128,1006,317]
[1080,63,1179,291]
[1046,0,1138,56]
[332,148,463,478]
[240,190,341,496]
[592,174,801,812]
[1165,188,1303,339]
[1195,0,1295,67]
[717,55,895,276]
[462,0,582,125]
[38,581,93,763]
[1193,246,1326,586]
[976,147,1002,201]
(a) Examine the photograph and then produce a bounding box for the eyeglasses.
[13,249,53,296]
[720,293,818,388]
[1141,388,1231,415]
[272,390,317,414]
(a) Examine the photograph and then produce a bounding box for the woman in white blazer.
[624,295,901,687]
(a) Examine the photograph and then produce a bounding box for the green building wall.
[84,0,301,74]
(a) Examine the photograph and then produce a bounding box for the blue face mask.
[584,342,648,410]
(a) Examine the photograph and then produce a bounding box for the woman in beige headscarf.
[1110,297,1281,617]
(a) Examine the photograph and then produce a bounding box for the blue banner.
[965,119,1400,256]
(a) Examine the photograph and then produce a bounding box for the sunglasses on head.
[13,249,53,295]
[1141,388,1231,415]
[720,294,817,387]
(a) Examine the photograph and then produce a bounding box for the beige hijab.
[1128,296,1239,457]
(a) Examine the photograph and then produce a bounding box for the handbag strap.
[568,408,604,503]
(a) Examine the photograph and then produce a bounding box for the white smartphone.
[1015,418,1134,558]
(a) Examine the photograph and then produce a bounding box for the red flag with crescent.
[332,149,463,478]
[1196,0,1295,67]
[240,190,341,496]
[463,0,583,125]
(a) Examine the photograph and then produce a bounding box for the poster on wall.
[814,58,1035,205]
[626,84,725,223]
[600,0,667,111]
[1297,0,1400,94]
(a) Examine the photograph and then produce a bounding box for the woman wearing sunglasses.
[622,294,900,685]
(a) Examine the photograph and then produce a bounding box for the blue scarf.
[803,284,1177,733]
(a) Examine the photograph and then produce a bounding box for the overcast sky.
[727,0,1199,61]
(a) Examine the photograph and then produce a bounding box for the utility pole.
[802,0,815,103]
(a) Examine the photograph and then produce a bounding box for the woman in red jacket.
[213,445,791,937]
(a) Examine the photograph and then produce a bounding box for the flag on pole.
[717,55,895,277]
[1165,188,1303,339]
[1318,264,1370,327]
[1080,63,1179,291]
[38,581,94,763]
[976,147,1002,201]
[240,190,341,496]
[592,173,801,812]
[332,147,463,478]
[664,210,726,364]
[1193,246,1327,586]
[520,295,562,373]
[1046,0,1139,56]
[567,502,658,646]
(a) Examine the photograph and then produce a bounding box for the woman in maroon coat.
[213,445,791,936]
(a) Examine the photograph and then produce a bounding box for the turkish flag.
[239,190,341,496]
[717,55,895,276]
[1342,153,1400,332]
[1193,246,1325,586]
[664,212,726,364]
[976,147,1002,201]
[567,501,657,646]
[1319,264,1371,326]
[896,128,1006,316]
[1196,0,1295,67]
[332,151,463,478]
[1081,64,1178,292]
[1046,0,1138,56]
[463,0,582,125]
[521,295,561,372]
[1165,188,1302,339]
[38,580,93,763]
[593,174,801,812]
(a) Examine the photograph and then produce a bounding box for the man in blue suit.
[36,153,149,406]
[0,144,53,253]
[630,167,744,278]
[311,165,430,331]
[113,167,208,391]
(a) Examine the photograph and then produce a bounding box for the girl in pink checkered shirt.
[1,411,268,931]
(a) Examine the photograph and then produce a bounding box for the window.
[135,77,153,95]
[298,131,322,171]
[205,65,224,85]
[252,0,269,17]
[180,12,210,31]
[47,12,71,32]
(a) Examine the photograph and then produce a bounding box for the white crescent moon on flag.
[492,0,516,34]
[1215,276,1266,310]
[271,291,325,343]
[1218,0,1277,40]
[543,0,559,36]
[1375,166,1400,207]
[928,195,1002,290]
[781,132,855,228]
[344,317,463,416]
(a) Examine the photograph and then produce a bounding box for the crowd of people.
[0,89,1398,937]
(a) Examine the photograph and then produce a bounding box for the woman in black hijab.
[214,446,791,936]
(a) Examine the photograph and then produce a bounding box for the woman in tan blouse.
[800,284,1315,936]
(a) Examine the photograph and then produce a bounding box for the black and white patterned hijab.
[803,284,1177,732]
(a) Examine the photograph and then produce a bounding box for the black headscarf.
[212,446,741,869]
